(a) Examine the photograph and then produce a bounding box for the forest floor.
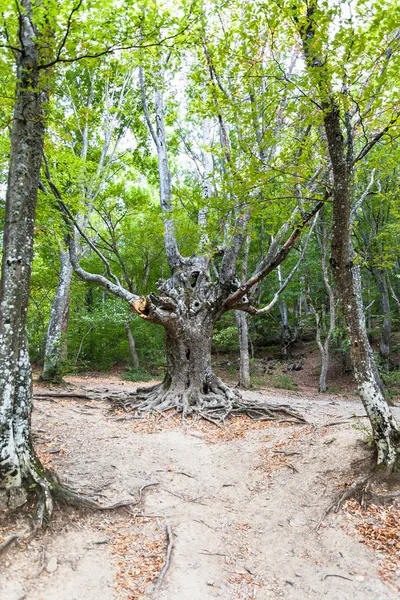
[1,375,400,600]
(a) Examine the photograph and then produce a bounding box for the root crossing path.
[1,375,400,600]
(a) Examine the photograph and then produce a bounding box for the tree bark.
[124,321,140,369]
[372,268,392,364]
[131,258,241,417]
[314,215,336,393]
[0,1,54,517]
[298,1,400,467]
[40,250,73,382]
[325,105,400,466]
[235,311,250,389]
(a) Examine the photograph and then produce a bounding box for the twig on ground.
[153,521,174,594]
[286,463,299,473]
[129,482,159,506]
[194,518,217,530]
[272,450,302,455]
[320,420,357,428]
[36,544,47,577]
[160,487,183,500]
[200,549,230,557]
[108,415,147,422]
[323,573,353,581]
[175,471,196,479]
[161,487,206,504]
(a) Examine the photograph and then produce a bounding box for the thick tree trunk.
[126,260,304,423]
[69,63,309,426]
[136,321,240,417]
[40,250,73,382]
[0,1,55,515]
[124,321,140,368]
[132,259,239,418]
[235,311,251,389]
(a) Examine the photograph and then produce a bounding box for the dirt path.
[1,376,399,599]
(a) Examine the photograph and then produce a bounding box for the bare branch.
[350,168,376,222]
[256,213,319,314]
[353,113,400,166]
[38,20,196,70]
[52,0,84,67]
[42,154,123,288]
[224,200,324,309]
[139,65,159,149]
[68,234,137,305]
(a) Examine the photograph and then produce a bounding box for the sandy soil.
[1,375,399,600]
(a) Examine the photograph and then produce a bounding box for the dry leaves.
[36,442,67,467]
[95,516,166,599]
[344,499,400,587]
[114,410,297,444]
[255,426,313,475]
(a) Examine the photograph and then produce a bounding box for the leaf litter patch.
[343,499,400,589]
[112,409,302,443]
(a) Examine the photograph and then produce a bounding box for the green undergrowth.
[121,367,154,382]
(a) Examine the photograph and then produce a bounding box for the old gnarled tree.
[66,66,321,422]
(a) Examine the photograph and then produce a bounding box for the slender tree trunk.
[372,267,392,364]
[235,311,250,389]
[277,265,293,359]
[316,215,336,393]
[279,299,292,359]
[298,5,400,467]
[325,106,400,466]
[0,1,55,516]
[40,250,73,382]
[235,234,250,389]
[124,321,140,368]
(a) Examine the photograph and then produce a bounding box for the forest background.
[1,0,400,507]
[1,0,398,388]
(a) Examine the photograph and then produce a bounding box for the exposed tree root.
[23,465,145,530]
[334,467,400,511]
[317,464,400,531]
[153,521,174,595]
[34,390,94,401]
[34,380,307,425]
[0,534,19,554]
[53,485,133,511]
[110,378,306,424]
